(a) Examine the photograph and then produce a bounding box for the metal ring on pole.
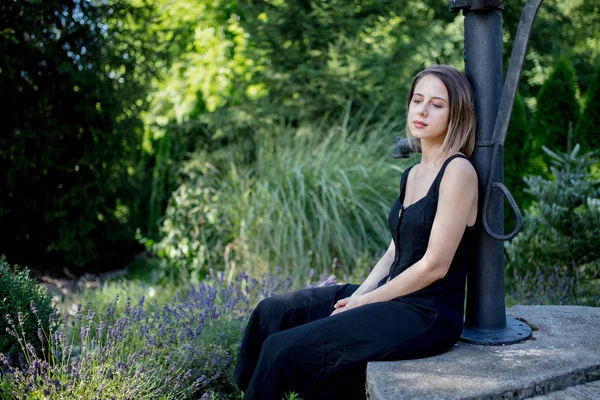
[482,181,523,241]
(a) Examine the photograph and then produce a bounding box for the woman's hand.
[330,294,369,316]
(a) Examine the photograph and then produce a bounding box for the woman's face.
[407,74,450,143]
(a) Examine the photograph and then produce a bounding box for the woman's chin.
[410,131,427,140]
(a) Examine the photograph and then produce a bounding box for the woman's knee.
[259,330,290,362]
[254,293,288,318]
[254,288,314,317]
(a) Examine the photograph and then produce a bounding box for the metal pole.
[395,0,539,344]
[450,0,532,344]
[464,5,507,333]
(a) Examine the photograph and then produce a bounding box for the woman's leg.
[234,284,359,391]
[242,300,454,400]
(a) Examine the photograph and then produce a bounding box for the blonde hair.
[406,65,477,160]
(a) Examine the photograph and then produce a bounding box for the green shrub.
[506,145,600,305]
[153,112,409,281]
[0,256,55,359]
[152,168,232,282]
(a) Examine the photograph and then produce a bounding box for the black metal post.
[394,0,540,344]
[450,0,532,345]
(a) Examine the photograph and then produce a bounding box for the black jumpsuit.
[234,154,476,400]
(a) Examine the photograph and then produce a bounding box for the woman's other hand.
[330,295,369,316]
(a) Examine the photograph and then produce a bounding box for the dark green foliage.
[142,118,225,239]
[504,93,533,223]
[560,0,600,95]
[575,64,600,153]
[0,1,164,270]
[0,256,55,358]
[1,0,598,278]
[505,266,585,307]
[503,1,600,101]
[528,58,580,175]
[153,169,230,281]
[148,130,176,238]
[232,0,462,124]
[506,145,600,305]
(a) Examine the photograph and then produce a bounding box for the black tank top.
[378,154,476,326]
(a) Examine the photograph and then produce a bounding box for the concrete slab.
[530,379,600,399]
[366,305,600,400]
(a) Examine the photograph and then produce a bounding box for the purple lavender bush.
[0,268,340,399]
[0,270,287,398]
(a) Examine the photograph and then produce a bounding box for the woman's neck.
[419,138,445,166]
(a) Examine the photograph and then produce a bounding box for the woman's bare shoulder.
[444,155,477,184]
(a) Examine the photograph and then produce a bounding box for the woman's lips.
[413,120,428,128]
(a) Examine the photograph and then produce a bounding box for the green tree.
[561,0,600,95]
[0,1,166,270]
[233,0,465,123]
[575,64,600,152]
[528,58,580,175]
[503,0,600,102]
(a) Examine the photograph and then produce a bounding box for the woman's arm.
[351,239,395,297]
[332,158,478,314]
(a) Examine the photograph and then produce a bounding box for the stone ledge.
[366,305,600,400]
[530,379,600,399]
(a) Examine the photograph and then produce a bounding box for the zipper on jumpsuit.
[387,205,404,283]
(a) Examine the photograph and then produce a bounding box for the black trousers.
[234,284,457,400]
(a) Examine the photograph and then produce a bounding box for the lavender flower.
[1,268,308,399]
[30,301,38,315]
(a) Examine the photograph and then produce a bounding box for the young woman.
[234,65,479,400]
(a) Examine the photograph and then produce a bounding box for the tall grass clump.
[0,270,301,399]
[154,110,410,281]
[229,119,405,279]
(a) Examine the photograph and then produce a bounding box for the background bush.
[0,256,55,359]
[506,145,600,306]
